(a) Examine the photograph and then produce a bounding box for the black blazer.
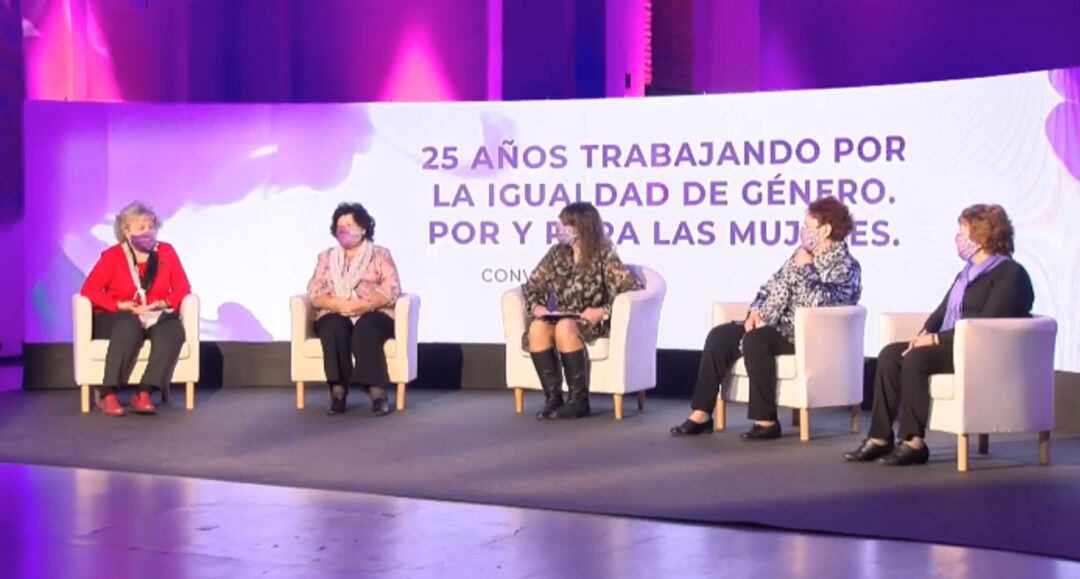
[922,259,1034,347]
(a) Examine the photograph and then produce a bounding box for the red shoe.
[130,391,157,415]
[97,393,128,417]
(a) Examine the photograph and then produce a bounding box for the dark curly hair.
[330,202,375,241]
[559,202,608,263]
[807,196,854,241]
[960,203,1014,256]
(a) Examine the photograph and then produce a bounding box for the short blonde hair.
[113,201,161,242]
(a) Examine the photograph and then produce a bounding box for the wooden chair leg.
[1038,431,1051,466]
[80,385,90,413]
[792,408,800,427]
[957,434,969,472]
[396,383,406,411]
[636,391,646,411]
[514,387,524,414]
[716,397,726,432]
[850,405,860,433]
[977,434,989,455]
[185,382,195,410]
[296,381,306,410]
[799,409,810,441]
[613,394,624,421]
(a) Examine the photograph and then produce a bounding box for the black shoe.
[371,397,391,417]
[553,398,591,419]
[554,349,591,420]
[878,441,930,466]
[843,438,895,462]
[530,349,564,420]
[326,385,347,415]
[535,396,564,420]
[670,419,714,436]
[740,422,782,440]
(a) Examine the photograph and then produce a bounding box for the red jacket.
[80,242,192,313]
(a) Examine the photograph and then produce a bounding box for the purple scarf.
[941,255,1009,331]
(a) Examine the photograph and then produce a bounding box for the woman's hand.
[580,307,604,326]
[340,298,371,318]
[794,248,814,267]
[744,309,763,333]
[902,333,937,356]
[532,305,550,317]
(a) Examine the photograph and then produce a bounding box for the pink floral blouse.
[306,245,401,319]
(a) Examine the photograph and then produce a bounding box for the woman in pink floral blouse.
[307,203,401,416]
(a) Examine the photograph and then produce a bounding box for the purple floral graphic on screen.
[1046,68,1080,182]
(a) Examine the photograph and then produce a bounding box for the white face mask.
[556,224,577,245]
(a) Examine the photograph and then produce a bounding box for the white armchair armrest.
[712,301,753,327]
[393,293,421,360]
[179,293,200,358]
[794,306,866,406]
[952,317,1057,433]
[72,294,93,386]
[291,295,317,343]
[878,312,928,348]
[502,288,528,354]
[608,270,666,389]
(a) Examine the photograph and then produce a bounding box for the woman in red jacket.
[80,202,191,416]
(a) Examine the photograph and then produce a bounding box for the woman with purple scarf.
[845,204,1034,466]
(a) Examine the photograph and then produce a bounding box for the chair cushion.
[302,338,398,359]
[517,339,610,361]
[929,374,955,400]
[731,355,798,380]
[90,340,191,362]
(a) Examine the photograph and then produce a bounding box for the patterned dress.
[750,241,862,342]
[307,245,401,320]
[521,243,644,349]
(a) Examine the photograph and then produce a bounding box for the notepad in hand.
[539,311,581,321]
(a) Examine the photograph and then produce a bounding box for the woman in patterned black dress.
[522,202,644,419]
[670,197,863,439]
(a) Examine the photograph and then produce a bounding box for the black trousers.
[314,312,395,389]
[690,322,795,421]
[868,342,955,441]
[93,311,185,395]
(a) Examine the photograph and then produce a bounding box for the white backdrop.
[24,71,1080,370]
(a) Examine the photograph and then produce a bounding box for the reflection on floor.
[1,462,1078,579]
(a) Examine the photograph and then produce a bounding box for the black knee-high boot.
[554,349,590,419]
[530,349,564,420]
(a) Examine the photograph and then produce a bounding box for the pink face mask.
[955,233,979,261]
[799,225,822,252]
[336,226,364,249]
[129,230,157,253]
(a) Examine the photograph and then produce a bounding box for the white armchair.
[502,265,666,420]
[290,294,420,411]
[879,313,1057,471]
[713,302,867,440]
[72,293,200,412]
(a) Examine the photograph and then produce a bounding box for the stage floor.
[1,386,1079,563]
[2,462,1078,579]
